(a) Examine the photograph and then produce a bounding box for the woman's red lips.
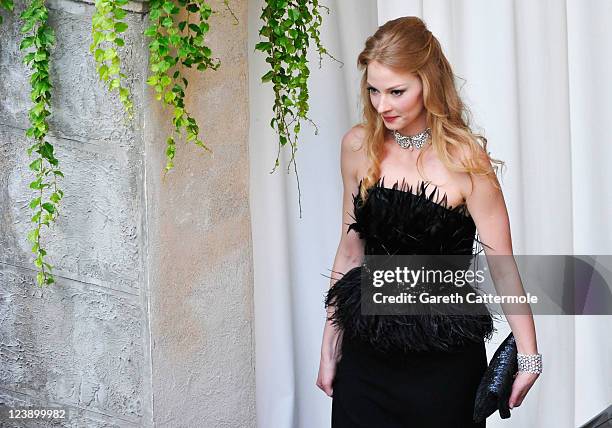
[383,116,398,121]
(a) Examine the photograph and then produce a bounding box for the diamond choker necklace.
[392,127,431,150]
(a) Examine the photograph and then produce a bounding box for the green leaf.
[114,22,128,33]
[255,41,272,52]
[42,203,55,214]
[113,8,127,19]
[99,64,109,80]
[164,91,175,103]
[29,197,41,209]
[23,52,35,64]
[94,48,105,62]
[162,1,174,14]
[104,48,117,60]
[288,8,300,21]
[261,70,274,82]
[166,147,175,159]
[29,158,42,171]
[109,63,120,75]
[33,51,47,62]
[160,75,171,86]
[39,142,54,159]
[20,21,34,34]
[27,228,39,243]
[161,16,173,27]
[19,36,35,50]
[30,178,42,190]
[144,25,157,37]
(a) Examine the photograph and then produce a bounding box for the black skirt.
[331,335,487,428]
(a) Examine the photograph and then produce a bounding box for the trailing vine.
[19,0,63,286]
[90,0,133,117]
[0,0,13,25]
[6,0,334,286]
[256,0,341,215]
[144,0,223,172]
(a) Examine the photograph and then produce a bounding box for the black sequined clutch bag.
[473,332,518,423]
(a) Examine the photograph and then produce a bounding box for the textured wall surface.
[143,0,256,426]
[0,0,255,425]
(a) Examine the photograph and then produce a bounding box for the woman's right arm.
[316,126,366,397]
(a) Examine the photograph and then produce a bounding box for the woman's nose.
[376,95,391,113]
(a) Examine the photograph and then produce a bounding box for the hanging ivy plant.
[89,0,234,172]
[8,0,333,286]
[144,0,224,172]
[256,0,341,215]
[90,0,134,117]
[0,0,13,25]
[19,0,63,286]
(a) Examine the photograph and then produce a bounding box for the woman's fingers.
[508,389,521,409]
[317,357,337,397]
[316,378,333,396]
[509,372,539,408]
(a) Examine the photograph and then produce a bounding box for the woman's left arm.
[464,164,541,409]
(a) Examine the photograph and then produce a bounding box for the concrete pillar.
[0,0,255,425]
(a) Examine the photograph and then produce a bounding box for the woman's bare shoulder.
[342,124,366,158]
[341,125,368,182]
[447,141,499,200]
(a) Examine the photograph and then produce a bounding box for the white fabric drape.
[248,1,612,427]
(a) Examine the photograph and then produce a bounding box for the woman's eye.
[367,87,403,96]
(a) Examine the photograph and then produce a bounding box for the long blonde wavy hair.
[357,16,504,202]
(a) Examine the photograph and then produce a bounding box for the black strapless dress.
[324,177,497,428]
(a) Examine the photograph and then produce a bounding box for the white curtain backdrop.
[248,1,612,427]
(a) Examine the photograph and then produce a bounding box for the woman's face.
[366,60,427,134]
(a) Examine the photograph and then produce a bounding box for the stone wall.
[0,0,255,426]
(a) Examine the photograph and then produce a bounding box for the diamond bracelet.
[517,353,543,374]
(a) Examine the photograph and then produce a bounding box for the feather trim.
[347,177,490,256]
[325,266,498,353]
[326,176,499,353]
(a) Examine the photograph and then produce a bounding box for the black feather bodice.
[348,177,478,256]
[324,177,496,353]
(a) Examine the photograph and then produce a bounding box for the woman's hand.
[316,349,340,397]
[509,371,540,409]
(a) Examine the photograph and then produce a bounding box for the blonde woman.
[316,17,541,427]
